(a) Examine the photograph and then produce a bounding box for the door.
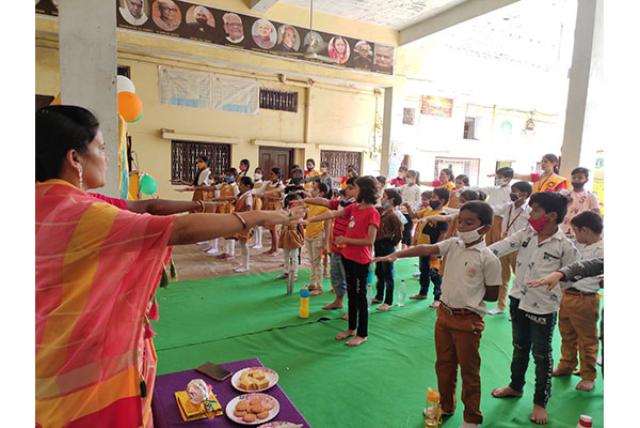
[320,150,363,181]
[259,146,293,180]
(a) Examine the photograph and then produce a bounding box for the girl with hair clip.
[305,176,380,346]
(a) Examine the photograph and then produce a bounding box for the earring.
[78,164,84,188]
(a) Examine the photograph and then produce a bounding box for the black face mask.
[571,181,585,190]
[291,177,302,184]
[307,167,314,172]
[510,193,520,202]
[429,200,441,209]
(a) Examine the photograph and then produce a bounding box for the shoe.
[234,266,250,273]
[252,244,263,249]
[410,294,427,300]
[276,273,288,279]
[488,308,506,315]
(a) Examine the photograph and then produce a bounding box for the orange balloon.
[118,91,143,122]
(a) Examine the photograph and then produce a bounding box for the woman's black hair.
[512,181,533,197]
[460,201,494,226]
[384,188,402,207]
[542,153,560,174]
[355,175,379,204]
[529,192,569,223]
[455,174,470,186]
[238,176,254,189]
[240,158,250,168]
[441,168,454,182]
[570,211,603,234]
[36,105,99,182]
[459,189,479,202]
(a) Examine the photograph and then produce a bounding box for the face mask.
[528,215,549,232]
[571,181,585,190]
[457,226,484,244]
[510,193,520,202]
[225,176,233,184]
[254,174,262,181]
[307,166,314,172]
[429,200,441,210]
[291,177,302,184]
[382,202,390,210]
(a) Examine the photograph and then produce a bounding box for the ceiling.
[280,0,468,30]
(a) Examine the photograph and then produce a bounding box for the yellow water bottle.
[299,288,310,319]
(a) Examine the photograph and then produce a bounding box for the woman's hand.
[527,271,564,290]
[261,206,306,227]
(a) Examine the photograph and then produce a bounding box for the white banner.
[159,66,211,109]
[212,75,259,115]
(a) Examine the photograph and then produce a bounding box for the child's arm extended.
[304,197,331,208]
[305,208,344,224]
[403,202,418,218]
[374,244,440,263]
[488,229,525,258]
[426,213,457,224]
[335,224,377,247]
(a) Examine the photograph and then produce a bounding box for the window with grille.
[259,88,298,112]
[171,140,231,184]
[320,150,363,180]
[434,156,480,185]
[463,116,478,140]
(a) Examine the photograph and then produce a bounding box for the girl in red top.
[307,176,380,346]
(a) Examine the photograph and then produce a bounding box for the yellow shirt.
[304,203,329,238]
[414,208,446,245]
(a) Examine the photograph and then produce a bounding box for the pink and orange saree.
[36,180,175,428]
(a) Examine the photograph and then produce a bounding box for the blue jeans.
[330,253,347,297]
[508,297,557,407]
[419,256,442,300]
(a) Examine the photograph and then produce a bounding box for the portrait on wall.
[373,44,394,74]
[252,19,277,49]
[152,0,182,32]
[277,25,301,52]
[402,108,416,125]
[185,5,215,38]
[223,12,244,44]
[119,0,149,26]
[327,36,350,64]
[351,40,373,69]
[302,31,326,54]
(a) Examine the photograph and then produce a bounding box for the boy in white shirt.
[489,192,579,425]
[532,211,603,391]
[399,169,422,249]
[487,181,533,315]
[376,201,502,428]
[560,167,601,237]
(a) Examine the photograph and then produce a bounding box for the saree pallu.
[36,180,175,428]
[532,174,569,193]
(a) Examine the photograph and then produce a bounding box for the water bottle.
[299,288,310,319]
[397,280,407,307]
[424,388,442,427]
[576,415,592,428]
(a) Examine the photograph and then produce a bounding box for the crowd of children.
[180,153,603,427]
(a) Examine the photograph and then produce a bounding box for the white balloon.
[117,75,136,94]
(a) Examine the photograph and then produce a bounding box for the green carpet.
[153,259,603,428]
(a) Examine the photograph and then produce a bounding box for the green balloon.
[140,174,158,195]
[130,111,144,123]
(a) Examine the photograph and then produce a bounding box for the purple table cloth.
[152,358,311,428]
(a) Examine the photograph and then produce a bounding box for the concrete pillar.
[59,0,119,196]
[559,0,603,179]
[380,87,394,177]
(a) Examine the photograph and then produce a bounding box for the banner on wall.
[420,96,454,117]
[212,76,259,114]
[159,66,212,108]
[35,0,395,75]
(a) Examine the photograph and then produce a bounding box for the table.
[152,358,311,427]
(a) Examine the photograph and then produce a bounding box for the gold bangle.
[233,212,247,229]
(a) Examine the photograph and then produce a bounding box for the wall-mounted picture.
[252,19,277,49]
[185,5,215,38]
[373,45,394,74]
[277,25,301,52]
[352,40,373,69]
[403,108,416,125]
[303,31,326,54]
[222,12,244,44]
[327,36,350,64]
[119,0,149,26]
[152,0,182,32]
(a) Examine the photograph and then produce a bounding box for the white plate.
[231,367,279,393]
[258,422,303,428]
[225,393,280,426]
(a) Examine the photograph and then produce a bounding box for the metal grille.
[320,150,363,179]
[171,140,231,184]
[259,88,298,112]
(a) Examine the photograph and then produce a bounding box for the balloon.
[140,174,158,195]
[117,75,136,94]
[118,91,143,122]
[130,111,144,123]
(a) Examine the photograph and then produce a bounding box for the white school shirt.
[470,185,511,207]
[435,238,503,317]
[399,184,422,213]
[569,240,604,293]
[196,168,211,186]
[393,208,408,225]
[489,227,579,314]
[493,201,531,237]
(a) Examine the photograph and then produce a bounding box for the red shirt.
[389,177,406,187]
[328,198,352,254]
[340,203,380,264]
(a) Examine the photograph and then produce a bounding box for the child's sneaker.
[488,307,506,315]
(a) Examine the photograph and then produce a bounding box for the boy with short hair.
[560,167,600,237]
[489,192,579,425]
[487,181,533,315]
[405,188,450,307]
[375,201,502,428]
[550,211,603,391]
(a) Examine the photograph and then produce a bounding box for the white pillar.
[59,0,119,196]
[380,87,394,177]
[559,0,603,179]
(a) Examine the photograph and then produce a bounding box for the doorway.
[259,146,294,180]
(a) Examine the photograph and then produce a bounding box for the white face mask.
[456,226,484,244]
[254,174,262,181]
[495,177,509,186]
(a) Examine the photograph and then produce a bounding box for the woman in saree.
[508,153,569,193]
[35,106,304,428]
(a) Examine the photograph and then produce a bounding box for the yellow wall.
[36,0,399,199]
